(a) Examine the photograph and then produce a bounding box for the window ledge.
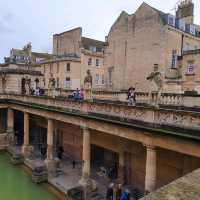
[185,73,195,76]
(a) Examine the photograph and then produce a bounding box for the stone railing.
[40,89,200,107]
[1,94,200,138]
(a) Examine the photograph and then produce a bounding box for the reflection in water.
[0,153,58,200]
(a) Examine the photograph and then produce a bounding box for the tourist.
[41,144,47,159]
[119,189,130,200]
[57,146,64,159]
[115,184,122,200]
[127,87,136,106]
[80,88,84,100]
[106,183,114,200]
[74,88,80,100]
[72,160,76,169]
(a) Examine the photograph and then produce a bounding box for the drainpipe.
[181,34,184,56]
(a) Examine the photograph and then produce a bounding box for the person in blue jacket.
[120,189,130,200]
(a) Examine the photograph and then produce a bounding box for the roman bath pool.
[0,153,59,200]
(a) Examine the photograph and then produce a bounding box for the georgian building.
[103,0,200,92]
[178,49,200,93]
[46,27,106,90]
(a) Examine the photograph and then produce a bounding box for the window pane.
[88,58,92,65]
[66,63,70,72]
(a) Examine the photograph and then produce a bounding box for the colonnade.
[6,107,157,193]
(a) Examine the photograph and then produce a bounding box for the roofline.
[38,57,81,65]
[11,48,52,56]
[81,36,105,44]
[53,27,82,37]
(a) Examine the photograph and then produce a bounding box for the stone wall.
[53,27,82,56]
[38,119,200,192]
[104,3,200,92]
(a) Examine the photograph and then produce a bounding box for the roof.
[11,49,53,59]
[37,55,81,64]
[81,37,105,51]
[53,27,82,37]
[0,68,43,76]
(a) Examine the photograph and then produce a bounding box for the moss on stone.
[141,169,200,200]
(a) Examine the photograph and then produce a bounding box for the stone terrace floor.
[49,159,108,198]
[141,168,200,200]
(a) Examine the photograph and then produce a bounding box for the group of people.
[72,88,84,100]
[127,87,136,105]
[106,183,131,200]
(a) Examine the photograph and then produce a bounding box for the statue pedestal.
[45,158,60,178]
[84,83,92,101]
[22,145,34,158]
[6,130,15,145]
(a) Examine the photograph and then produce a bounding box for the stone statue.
[84,70,93,100]
[48,74,56,98]
[23,42,32,62]
[0,72,7,93]
[147,64,163,106]
[25,76,31,95]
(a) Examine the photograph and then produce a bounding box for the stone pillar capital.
[143,143,156,150]
[80,124,89,131]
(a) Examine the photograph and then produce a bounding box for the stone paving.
[141,169,200,200]
[49,160,82,194]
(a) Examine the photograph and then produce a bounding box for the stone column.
[22,112,33,157]
[118,150,125,184]
[45,119,59,177]
[145,145,157,193]
[82,126,91,178]
[46,119,54,160]
[7,108,14,143]
[79,126,93,199]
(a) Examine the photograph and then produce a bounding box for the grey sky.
[0,0,199,62]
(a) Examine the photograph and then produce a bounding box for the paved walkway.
[49,160,82,194]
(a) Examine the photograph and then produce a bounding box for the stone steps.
[90,191,104,200]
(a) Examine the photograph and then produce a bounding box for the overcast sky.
[0,0,199,62]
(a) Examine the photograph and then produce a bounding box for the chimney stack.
[176,0,194,24]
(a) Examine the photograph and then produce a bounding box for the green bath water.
[0,153,58,200]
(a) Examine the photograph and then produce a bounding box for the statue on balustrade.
[0,72,7,93]
[25,76,31,95]
[147,64,163,106]
[23,42,32,63]
[48,74,56,98]
[84,69,93,100]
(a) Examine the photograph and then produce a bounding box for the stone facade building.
[103,1,200,92]
[50,27,105,90]
[179,49,200,92]
[0,44,48,94]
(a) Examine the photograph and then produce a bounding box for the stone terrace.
[141,168,200,200]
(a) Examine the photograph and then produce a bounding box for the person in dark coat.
[57,146,64,159]
[106,183,114,200]
[116,184,122,200]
